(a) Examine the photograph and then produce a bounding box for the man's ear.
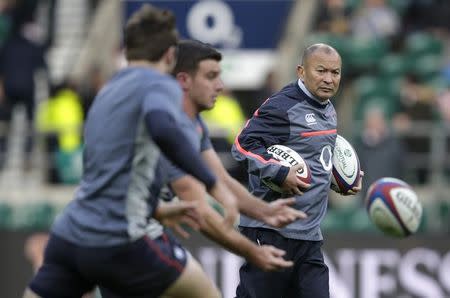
[297,65,304,80]
[163,46,177,70]
[175,72,191,90]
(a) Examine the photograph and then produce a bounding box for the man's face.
[297,50,341,101]
[188,59,224,111]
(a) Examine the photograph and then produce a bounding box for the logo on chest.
[305,113,317,126]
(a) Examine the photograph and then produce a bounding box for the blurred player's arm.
[146,110,238,227]
[202,148,307,227]
[171,175,293,271]
[144,81,239,227]
[153,200,203,239]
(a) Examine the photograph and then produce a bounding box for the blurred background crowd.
[0,0,449,236]
[0,0,449,281]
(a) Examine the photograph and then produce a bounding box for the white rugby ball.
[331,135,360,194]
[262,144,311,193]
[366,177,423,237]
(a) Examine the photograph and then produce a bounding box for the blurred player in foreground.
[23,5,243,298]
[232,43,363,298]
[160,40,307,271]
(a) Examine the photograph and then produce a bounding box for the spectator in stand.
[36,80,84,184]
[351,0,400,40]
[0,30,46,170]
[254,70,279,111]
[315,0,352,36]
[355,105,405,196]
[78,65,106,117]
[393,74,436,184]
[0,0,52,170]
[403,0,450,33]
[201,88,245,148]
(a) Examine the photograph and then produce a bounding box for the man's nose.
[323,72,333,84]
[217,79,224,92]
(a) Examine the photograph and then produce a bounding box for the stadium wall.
[2,231,449,298]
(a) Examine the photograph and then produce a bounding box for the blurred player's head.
[297,43,342,101]
[173,40,224,114]
[124,4,179,71]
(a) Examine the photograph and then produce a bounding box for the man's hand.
[343,170,365,196]
[261,198,307,228]
[250,245,294,271]
[281,164,311,195]
[208,181,239,227]
[154,200,204,238]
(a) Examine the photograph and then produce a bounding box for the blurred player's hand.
[208,181,239,227]
[261,198,307,228]
[154,201,204,238]
[343,170,364,196]
[281,164,311,195]
[251,245,293,271]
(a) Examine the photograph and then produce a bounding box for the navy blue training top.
[232,79,337,241]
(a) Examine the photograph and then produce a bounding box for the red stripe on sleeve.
[301,129,337,137]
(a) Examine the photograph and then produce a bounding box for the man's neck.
[183,97,198,119]
[127,60,168,74]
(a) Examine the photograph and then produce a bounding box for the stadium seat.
[0,202,12,228]
[33,202,56,230]
[19,202,56,230]
[0,15,11,45]
[353,76,383,100]
[347,208,376,232]
[405,32,443,58]
[387,0,411,15]
[55,147,83,184]
[346,37,388,73]
[410,54,443,81]
[378,54,408,78]
[304,33,350,63]
[344,0,362,10]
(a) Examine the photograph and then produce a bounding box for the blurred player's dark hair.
[172,40,222,75]
[124,4,178,62]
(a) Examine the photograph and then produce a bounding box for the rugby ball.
[262,144,311,193]
[366,177,423,237]
[331,135,360,194]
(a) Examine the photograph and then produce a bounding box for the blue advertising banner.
[124,0,293,50]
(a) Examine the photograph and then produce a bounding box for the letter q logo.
[187,1,242,48]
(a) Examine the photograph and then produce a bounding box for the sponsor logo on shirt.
[305,113,317,125]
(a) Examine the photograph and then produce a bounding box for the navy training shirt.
[232,79,337,241]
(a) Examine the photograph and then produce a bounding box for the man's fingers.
[296,179,311,190]
[292,209,307,219]
[277,197,296,206]
[292,187,304,195]
[172,224,190,239]
[273,259,294,269]
[269,246,286,257]
[180,215,201,231]
[223,211,238,227]
[266,246,293,269]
